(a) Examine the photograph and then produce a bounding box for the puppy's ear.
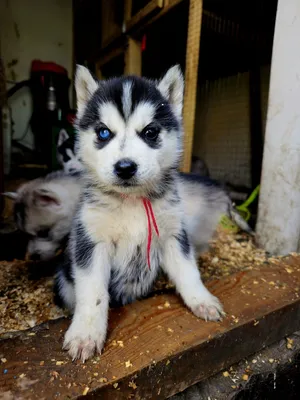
[157,65,184,119]
[75,65,98,118]
[57,129,69,147]
[33,188,61,208]
[2,192,18,200]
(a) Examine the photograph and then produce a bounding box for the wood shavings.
[1,358,7,363]
[128,381,137,389]
[167,328,174,333]
[125,360,133,368]
[0,260,66,334]
[164,301,171,308]
[286,337,293,349]
[113,383,119,389]
[82,387,89,395]
[99,377,107,383]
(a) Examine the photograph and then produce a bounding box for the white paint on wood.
[256,0,300,255]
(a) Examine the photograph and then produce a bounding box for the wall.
[193,66,270,187]
[0,0,73,149]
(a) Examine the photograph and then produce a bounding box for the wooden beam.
[124,0,132,22]
[125,0,164,32]
[96,46,125,69]
[181,0,203,172]
[1,257,300,398]
[124,37,142,76]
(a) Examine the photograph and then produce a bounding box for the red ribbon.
[121,195,159,270]
[142,198,159,269]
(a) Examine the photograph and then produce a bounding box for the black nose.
[114,159,137,180]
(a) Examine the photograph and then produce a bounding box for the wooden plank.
[124,37,142,76]
[1,257,300,399]
[125,0,164,32]
[96,46,125,69]
[181,0,203,172]
[124,0,133,22]
[133,0,184,38]
[100,0,123,49]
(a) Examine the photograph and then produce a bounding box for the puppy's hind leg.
[162,228,223,321]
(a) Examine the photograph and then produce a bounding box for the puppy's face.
[75,66,184,196]
[6,182,66,261]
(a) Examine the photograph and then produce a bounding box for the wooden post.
[181,0,203,172]
[256,0,300,255]
[124,37,142,76]
[124,0,132,23]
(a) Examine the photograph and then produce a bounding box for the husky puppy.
[57,129,83,175]
[53,65,235,362]
[4,171,81,261]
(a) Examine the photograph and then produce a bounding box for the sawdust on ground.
[0,227,294,335]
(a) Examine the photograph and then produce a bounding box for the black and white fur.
[4,171,81,261]
[53,65,238,362]
[57,129,83,175]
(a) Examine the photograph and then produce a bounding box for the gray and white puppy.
[54,65,245,362]
[4,171,81,261]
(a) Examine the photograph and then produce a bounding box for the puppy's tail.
[227,203,254,235]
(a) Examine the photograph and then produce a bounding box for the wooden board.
[1,257,300,399]
[125,0,164,32]
[181,0,203,172]
[124,38,142,76]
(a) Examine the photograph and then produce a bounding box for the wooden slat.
[96,45,125,69]
[124,37,142,76]
[131,0,184,38]
[181,0,203,172]
[125,0,164,32]
[124,0,133,22]
[1,257,300,399]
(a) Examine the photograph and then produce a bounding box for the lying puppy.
[4,171,81,261]
[54,65,253,362]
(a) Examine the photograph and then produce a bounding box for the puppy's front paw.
[191,293,224,322]
[63,319,106,362]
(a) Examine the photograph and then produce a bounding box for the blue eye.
[97,128,111,141]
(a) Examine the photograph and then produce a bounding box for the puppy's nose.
[114,159,137,180]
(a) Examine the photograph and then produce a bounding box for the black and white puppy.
[57,129,83,175]
[54,65,231,362]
